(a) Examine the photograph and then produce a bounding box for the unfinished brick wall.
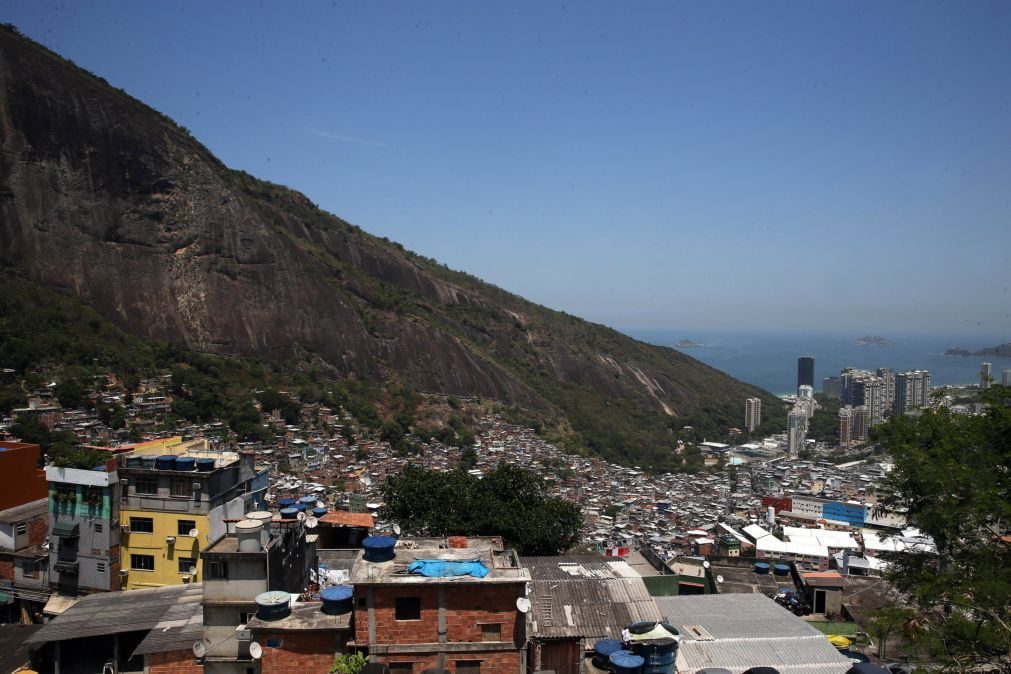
[358,584,522,646]
[28,516,47,546]
[147,649,203,674]
[0,557,14,581]
[382,650,520,674]
[259,631,344,674]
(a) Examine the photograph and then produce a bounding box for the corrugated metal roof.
[654,594,851,674]
[27,583,203,648]
[522,556,662,642]
[132,586,204,656]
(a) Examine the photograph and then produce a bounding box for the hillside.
[0,25,784,466]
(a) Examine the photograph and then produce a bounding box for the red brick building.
[351,537,530,674]
[0,442,47,511]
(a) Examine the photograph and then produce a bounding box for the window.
[178,520,197,536]
[358,597,367,609]
[170,479,191,497]
[480,623,502,642]
[131,554,155,571]
[15,523,26,535]
[129,517,154,533]
[178,557,196,574]
[207,561,228,579]
[22,560,38,578]
[389,665,413,674]
[134,479,158,495]
[456,662,481,674]
[395,597,421,621]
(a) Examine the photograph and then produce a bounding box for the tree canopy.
[379,462,583,556]
[872,385,1011,670]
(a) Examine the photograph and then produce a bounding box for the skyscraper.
[841,369,886,426]
[876,368,896,411]
[894,370,931,415]
[822,376,842,398]
[981,362,993,389]
[797,356,814,393]
[787,408,807,454]
[1003,369,1011,387]
[852,405,870,442]
[839,406,853,446]
[745,397,762,432]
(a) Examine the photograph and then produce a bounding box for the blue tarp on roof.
[407,559,489,578]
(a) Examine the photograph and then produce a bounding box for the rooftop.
[319,511,375,529]
[655,594,851,674]
[248,601,351,632]
[0,497,47,524]
[350,538,529,585]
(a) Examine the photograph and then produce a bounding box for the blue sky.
[6,1,1011,337]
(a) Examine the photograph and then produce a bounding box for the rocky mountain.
[0,27,782,465]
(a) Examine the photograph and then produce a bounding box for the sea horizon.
[624,328,1011,396]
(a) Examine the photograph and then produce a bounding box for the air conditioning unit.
[192,482,202,491]
[119,569,129,577]
[120,525,131,534]
[166,536,176,545]
[235,625,251,641]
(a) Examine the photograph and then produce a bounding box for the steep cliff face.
[0,28,781,462]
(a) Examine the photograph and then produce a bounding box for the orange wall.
[0,442,47,510]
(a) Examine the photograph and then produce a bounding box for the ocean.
[625,329,1011,396]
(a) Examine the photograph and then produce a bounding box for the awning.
[43,594,78,616]
[52,521,79,538]
[0,592,9,604]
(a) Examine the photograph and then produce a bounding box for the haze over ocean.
[628,329,1011,396]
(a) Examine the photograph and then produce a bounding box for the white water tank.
[236,519,264,553]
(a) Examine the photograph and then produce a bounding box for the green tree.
[873,385,1011,670]
[328,652,368,674]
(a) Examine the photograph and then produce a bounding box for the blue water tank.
[126,456,144,468]
[593,639,623,669]
[293,503,307,513]
[278,497,297,508]
[609,650,645,674]
[255,591,291,621]
[754,562,771,574]
[195,458,215,472]
[279,508,299,520]
[628,623,680,674]
[141,455,157,469]
[320,585,354,615]
[363,535,397,562]
[299,495,317,506]
[773,563,791,576]
[174,456,196,471]
[312,507,328,518]
[155,455,177,470]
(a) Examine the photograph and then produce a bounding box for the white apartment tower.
[787,408,807,455]
[745,397,762,432]
[981,362,993,389]
[894,370,931,415]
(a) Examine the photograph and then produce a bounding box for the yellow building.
[118,444,268,590]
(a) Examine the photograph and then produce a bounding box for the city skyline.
[3,1,1010,334]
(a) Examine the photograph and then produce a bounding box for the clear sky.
[5,1,1011,337]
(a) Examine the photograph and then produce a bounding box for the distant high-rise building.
[745,397,762,432]
[851,405,870,442]
[841,369,886,426]
[894,370,931,415]
[797,356,814,393]
[876,368,896,411]
[981,362,993,389]
[839,406,853,446]
[822,376,842,398]
[1003,369,1011,387]
[787,408,808,454]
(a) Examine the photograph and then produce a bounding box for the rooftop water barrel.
[247,511,274,524]
[312,507,328,518]
[741,669,782,674]
[609,650,645,674]
[126,456,144,468]
[279,508,299,520]
[592,639,623,669]
[155,455,177,470]
[174,456,196,472]
[754,562,771,574]
[694,670,733,674]
[254,591,291,621]
[846,665,890,674]
[278,497,296,508]
[773,563,791,576]
[319,585,354,615]
[627,622,680,674]
[299,495,317,506]
[363,535,397,562]
[196,458,216,472]
[236,519,264,553]
[293,503,307,513]
[141,455,157,469]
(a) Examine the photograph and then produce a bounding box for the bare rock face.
[0,28,779,457]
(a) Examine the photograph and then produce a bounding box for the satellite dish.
[304,517,318,529]
[192,642,206,658]
[297,511,306,521]
[189,528,200,538]
[392,523,402,536]
[189,565,198,575]
[703,561,711,569]
[717,575,724,584]
[516,597,531,613]
[316,500,325,509]
[249,642,262,660]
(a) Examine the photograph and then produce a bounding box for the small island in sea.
[857,335,893,346]
[676,339,705,348]
[944,342,1011,358]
